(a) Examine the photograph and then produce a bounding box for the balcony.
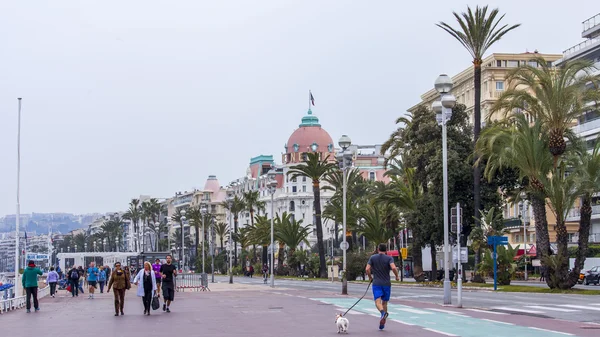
[583,14,600,39]
[566,204,600,221]
[573,116,600,135]
[563,36,600,59]
[570,233,600,244]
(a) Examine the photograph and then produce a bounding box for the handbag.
[151,295,160,310]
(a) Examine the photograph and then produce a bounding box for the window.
[483,81,488,93]
[496,81,504,91]
[302,176,306,182]
[496,60,502,67]
[507,60,519,67]
[369,172,375,181]
[292,177,297,182]
[528,60,538,67]
[515,234,521,243]
[292,186,297,193]
[302,186,307,192]
[289,201,295,211]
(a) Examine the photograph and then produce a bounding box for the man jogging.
[365,243,399,330]
[160,255,177,313]
[87,262,99,299]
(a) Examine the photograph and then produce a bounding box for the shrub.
[346,251,370,281]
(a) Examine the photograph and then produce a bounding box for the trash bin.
[200,273,208,288]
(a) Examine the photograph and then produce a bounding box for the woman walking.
[107,262,131,316]
[22,260,43,313]
[98,267,107,293]
[47,266,59,298]
[134,262,157,315]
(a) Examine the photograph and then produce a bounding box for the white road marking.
[529,327,574,335]
[345,311,364,315]
[428,308,468,316]
[393,307,432,315]
[492,307,544,314]
[525,305,578,312]
[558,304,600,311]
[391,319,415,326]
[423,328,458,336]
[481,318,514,325]
[466,308,507,315]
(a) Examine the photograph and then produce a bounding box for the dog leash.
[342,280,372,317]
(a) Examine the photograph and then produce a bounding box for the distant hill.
[0,213,101,235]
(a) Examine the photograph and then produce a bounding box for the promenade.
[1,278,599,337]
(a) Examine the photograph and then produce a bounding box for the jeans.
[70,280,79,296]
[49,282,57,296]
[142,289,152,312]
[99,281,105,293]
[113,289,125,314]
[25,287,39,310]
[78,279,85,294]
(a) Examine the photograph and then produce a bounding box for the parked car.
[583,266,600,285]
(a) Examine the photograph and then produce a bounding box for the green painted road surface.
[310,298,574,337]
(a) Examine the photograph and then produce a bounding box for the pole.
[211,218,215,283]
[181,220,184,272]
[202,216,205,274]
[270,191,275,288]
[456,203,462,308]
[330,235,334,282]
[442,107,451,305]
[523,205,528,281]
[15,98,22,297]
[342,166,348,295]
[229,209,233,284]
[493,242,498,291]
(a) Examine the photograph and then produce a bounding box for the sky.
[0,0,597,216]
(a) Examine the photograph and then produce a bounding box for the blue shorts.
[372,285,391,302]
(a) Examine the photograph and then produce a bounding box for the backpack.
[71,270,79,280]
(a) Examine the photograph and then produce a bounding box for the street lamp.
[226,196,234,284]
[84,243,88,252]
[180,210,187,271]
[267,170,278,288]
[116,238,120,253]
[14,98,22,297]
[200,206,208,275]
[210,214,215,283]
[432,74,456,305]
[519,192,529,281]
[337,134,352,295]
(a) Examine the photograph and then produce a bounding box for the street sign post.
[487,235,509,291]
[340,241,349,251]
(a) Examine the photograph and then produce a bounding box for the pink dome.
[284,109,334,163]
[203,175,221,193]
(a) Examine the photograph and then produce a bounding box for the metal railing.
[583,14,600,33]
[0,285,50,314]
[566,204,600,220]
[173,273,209,292]
[563,36,600,57]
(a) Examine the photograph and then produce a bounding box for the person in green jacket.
[22,260,43,313]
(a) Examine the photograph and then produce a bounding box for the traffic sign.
[400,248,408,260]
[452,247,468,264]
[340,241,349,251]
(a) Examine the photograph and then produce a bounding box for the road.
[220,276,600,324]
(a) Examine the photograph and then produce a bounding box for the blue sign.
[486,236,509,291]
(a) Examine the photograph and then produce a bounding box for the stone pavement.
[1,281,599,337]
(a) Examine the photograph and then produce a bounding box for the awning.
[387,250,399,257]
[514,245,536,259]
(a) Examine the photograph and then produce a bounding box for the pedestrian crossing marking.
[310,298,573,337]
[558,304,600,311]
[525,306,578,312]
[493,306,544,314]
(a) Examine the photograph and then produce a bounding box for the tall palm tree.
[492,57,600,166]
[247,214,271,265]
[140,201,154,252]
[148,219,168,251]
[438,5,520,225]
[122,199,141,252]
[357,202,394,251]
[186,207,203,258]
[288,152,337,278]
[221,195,245,266]
[381,115,412,167]
[73,233,87,252]
[476,114,553,260]
[243,190,264,262]
[214,222,229,251]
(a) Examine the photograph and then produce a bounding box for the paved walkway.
[1,281,598,337]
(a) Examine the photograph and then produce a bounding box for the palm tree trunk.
[552,218,570,289]
[250,210,257,263]
[569,196,592,287]
[334,222,339,247]
[473,62,482,228]
[531,196,550,261]
[313,181,327,278]
[195,225,200,260]
[277,243,285,275]
[411,239,424,281]
[262,245,268,265]
[234,216,239,266]
[429,240,437,281]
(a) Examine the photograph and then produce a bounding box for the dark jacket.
[68,268,80,281]
[22,266,43,288]
[107,269,131,290]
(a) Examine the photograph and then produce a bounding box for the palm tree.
[476,114,554,260]
[468,207,504,278]
[214,222,229,251]
[570,141,600,285]
[100,217,124,251]
[73,233,87,252]
[122,199,141,252]
[186,207,203,258]
[357,202,394,251]
[288,152,337,278]
[275,212,311,274]
[140,201,154,252]
[221,195,245,266]
[247,214,271,265]
[243,190,265,262]
[148,219,168,251]
[381,115,412,167]
[438,5,520,225]
[544,161,580,289]
[492,57,600,166]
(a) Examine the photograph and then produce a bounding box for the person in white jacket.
[134,261,157,315]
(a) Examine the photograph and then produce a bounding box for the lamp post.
[116,238,120,253]
[180,210,187,271]
[267,170,278,288]
[210,215,215,283]
[519,192,529,281]
[432,74,456,305]
[226,196,234,284]
[14,98,22,297]
[337,134,352,295]
[200,206,208,275]
[330,227,334,282]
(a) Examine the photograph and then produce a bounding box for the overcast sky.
[0,0,596,216]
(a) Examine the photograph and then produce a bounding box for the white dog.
[335,313,349,333]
